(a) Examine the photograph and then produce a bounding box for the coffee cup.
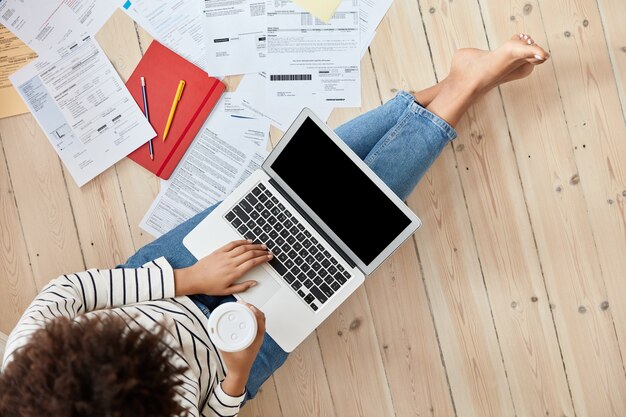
[207,302,258,352]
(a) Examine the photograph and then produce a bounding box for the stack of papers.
[123,0,394,131]
[1,0,396,236]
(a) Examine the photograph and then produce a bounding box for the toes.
[518,33,535,45]
[527,45,550,63]
[512,33,549,62]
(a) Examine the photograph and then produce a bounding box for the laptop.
[183,109,421,352]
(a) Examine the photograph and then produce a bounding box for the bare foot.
[424,33,549,126]
[446,33,549,94]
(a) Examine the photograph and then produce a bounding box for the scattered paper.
[122,0,206,71]
[203,0,267,76]
[0,24,37,118]
[359,0,393,50]
[10,36,156,187]
[0,0,120,54]
[239,72,334,130]
[140,96,270,237]
[292,0,342,23]
[266,0,361,109]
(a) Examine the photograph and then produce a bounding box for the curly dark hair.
[0,314,188,417]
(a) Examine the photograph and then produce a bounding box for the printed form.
[202,0,267,76]
[0,24,38,118]
[266,0,360,109]
[141,95,269,237]
[10,36,156,186]
[237,72,333,131]
[122,0,207,71]
[0,0,119,54]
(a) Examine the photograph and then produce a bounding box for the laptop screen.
[270,117,412,265]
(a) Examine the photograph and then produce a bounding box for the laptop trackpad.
[236,266,280,308]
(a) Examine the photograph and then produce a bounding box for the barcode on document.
[269,74,312,81]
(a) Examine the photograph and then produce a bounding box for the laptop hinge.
[268,178,356,268]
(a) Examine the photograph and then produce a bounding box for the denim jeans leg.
[362,93,457,200]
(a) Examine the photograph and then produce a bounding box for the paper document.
[122,0,207,71]
[235,72,332,131]
[0,24,38,118]
[266,0,360,109]
[0,0,119,54]
[141,96,270,237]
[10,36,156,187]
[359,0,393,50]
[203,0,267,76]
[293,0,342,22]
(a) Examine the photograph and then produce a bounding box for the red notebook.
[126,41,225,179]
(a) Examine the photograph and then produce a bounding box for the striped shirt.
[2,257,245,417]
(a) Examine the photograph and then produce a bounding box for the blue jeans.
[119,91,456,401]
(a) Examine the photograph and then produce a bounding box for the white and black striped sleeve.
[204,382,246,417]
[2,257,175,369]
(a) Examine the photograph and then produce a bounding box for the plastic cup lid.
[207,302,257,352]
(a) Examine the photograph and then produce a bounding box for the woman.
[0,34,548,417]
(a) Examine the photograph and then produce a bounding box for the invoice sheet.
[202,0,267,76]
[140,97,270,237]
[358,0,392,50]
[237,72,333,131]
[266,0,360,109]
[0,24,38,118]
[10,36,156,187]
[122,0,207,71]
[0,0,120,54]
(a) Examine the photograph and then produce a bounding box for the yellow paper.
[292,0,342,22]
[0,24,38,119]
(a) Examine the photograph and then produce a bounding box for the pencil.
[141,76,154,160]
[163,80,185,141]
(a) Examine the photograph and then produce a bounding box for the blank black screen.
[271,117,411,265]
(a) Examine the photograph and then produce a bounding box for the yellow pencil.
[163,80,185,141]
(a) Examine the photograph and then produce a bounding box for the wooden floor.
[1,0,625,416]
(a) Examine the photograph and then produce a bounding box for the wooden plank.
[239,376,284,417]
[479,0,626,415]
[369,1,516,416]
[0,134,38,334]
[365,241,456,417]
[0,115,84,286]
[417,0,576,415]
[315,287,396,417]
[595,0,626,120]
[273,336,336,417]
[62,166,135,267]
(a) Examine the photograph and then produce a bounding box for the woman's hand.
[174,240,272,296]
[220,302,266,396]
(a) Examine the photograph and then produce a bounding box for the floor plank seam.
[58,160,88,273]
[411,237,459,417]
[313,329,340,417]
[113,166,139,254]
[0,132,38,294]
[592,0,626,125]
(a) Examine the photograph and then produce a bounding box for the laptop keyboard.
[224,183,352,312]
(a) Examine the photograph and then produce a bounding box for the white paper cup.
[207,302,258,352]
